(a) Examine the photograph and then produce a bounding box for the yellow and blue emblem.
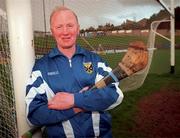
[83,62,93,74]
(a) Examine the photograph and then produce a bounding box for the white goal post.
[156,0,175,73]
[6,0,35,136]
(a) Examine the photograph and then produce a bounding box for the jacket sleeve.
[74,56,124,111]
[25,65,76,126]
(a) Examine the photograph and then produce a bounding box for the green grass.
[34,35,180,49]
[155,35,180,47]
[0,64,14,106]
[34,35,148,47]
[100,49,180,138]
[101,49,180,75]
[111,74,180,138]
[176,36,180,44]
[150,49,180,74]
[77,35,148,47]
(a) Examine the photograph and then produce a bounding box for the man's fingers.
[47,92,74,110]
[73,107,84,113]
[48,102,64,110]
[79,86,89,93]
[48,103,58,109]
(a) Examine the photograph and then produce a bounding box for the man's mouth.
[62,37,71,39]
[62,37,71,42]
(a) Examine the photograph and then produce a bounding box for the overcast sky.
[31,0,179,31]
[1,0,180,31]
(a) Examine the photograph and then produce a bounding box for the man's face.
[51,10,79,49]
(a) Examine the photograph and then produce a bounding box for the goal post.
[156,0,175,74]
[6,0,35,136]
[170,0,175,74]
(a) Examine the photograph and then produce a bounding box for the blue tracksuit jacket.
[25,45,123,138]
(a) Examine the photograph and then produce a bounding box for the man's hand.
[48,86,89,111]
[73,107,84,113]
[79,86,89,93]
[48,92,74,110]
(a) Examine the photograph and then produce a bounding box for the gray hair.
[50,6,79,25]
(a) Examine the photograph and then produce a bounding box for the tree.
[86,26,96,32]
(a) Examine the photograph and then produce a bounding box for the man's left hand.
[48,92,74,110]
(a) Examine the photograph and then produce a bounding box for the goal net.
[0,1,18,137]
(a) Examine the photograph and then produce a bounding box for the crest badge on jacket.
[83,62,93,74]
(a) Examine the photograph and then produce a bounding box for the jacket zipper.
[69,59,72,67]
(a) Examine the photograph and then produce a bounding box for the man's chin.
[59,44,75,49]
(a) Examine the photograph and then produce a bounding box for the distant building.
[137,18,148,28]
[97,31,105,36]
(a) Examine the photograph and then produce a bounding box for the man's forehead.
[55,10,73,17]
[52,9,77,20]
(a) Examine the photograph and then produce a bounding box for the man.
[25,6,123,138]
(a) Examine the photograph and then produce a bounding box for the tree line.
[81,7,180,33]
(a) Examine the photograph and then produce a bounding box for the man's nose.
[62,27,69,34]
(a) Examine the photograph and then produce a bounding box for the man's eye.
[67,24,73,28]
[56,26,62,29]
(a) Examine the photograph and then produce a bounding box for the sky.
[0,0,180,31]
[31,0,179,31]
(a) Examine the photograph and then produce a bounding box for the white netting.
[0,1,18,137]
[119,21,159,91]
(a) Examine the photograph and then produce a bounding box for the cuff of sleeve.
[59,108,76,118]
[74,93,84,108]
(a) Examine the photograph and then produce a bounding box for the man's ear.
[50,28,54,36]
[77,24,80,36]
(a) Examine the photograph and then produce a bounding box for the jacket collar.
[48,45,86,58]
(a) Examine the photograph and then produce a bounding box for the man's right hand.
[73,107,84,113]
[79,86,89,93]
